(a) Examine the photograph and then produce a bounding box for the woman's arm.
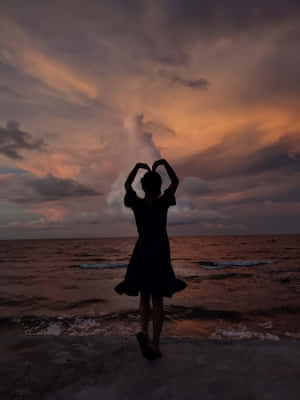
[125,163,151,191]
[152,159,179,192]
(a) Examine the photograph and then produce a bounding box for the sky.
[0,0,300,239]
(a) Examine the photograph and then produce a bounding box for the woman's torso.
[133,197,169,240]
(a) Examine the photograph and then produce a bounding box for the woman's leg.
[139,291,151,337]
[151,295,164,351]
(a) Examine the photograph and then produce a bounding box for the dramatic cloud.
[0,121,44,160]
[0,172,100,204]
[180,176,212,195]
[142,120,176,137]
[0,18,98,105]
[30,174,100,201]
[160,0,300,38]
[0,85,20,98]
[106,114,162,218]
[160,71,209,90]
[1,1,300,238]
[175,131,300,180]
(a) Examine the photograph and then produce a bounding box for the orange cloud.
[0,18,98,104]
[17,152,81,179]
[33,205,67,221]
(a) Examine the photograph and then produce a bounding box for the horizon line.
[0,232,299,241]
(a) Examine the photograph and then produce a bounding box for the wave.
[181,272,253,281]
[3,304,300,336]
[0,295,48,307]
[71,258,107,262]
[63,298,105,310]
[69,262,127,270]
[195,260,274,270]
[1,259,31,263]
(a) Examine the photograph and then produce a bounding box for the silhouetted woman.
[114,159,187,359]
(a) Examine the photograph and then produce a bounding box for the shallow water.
[0,234,300,339]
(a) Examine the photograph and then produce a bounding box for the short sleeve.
[124,187,139,208]
[160,187,176,207]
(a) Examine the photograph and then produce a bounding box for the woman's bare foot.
[149,342,162,357]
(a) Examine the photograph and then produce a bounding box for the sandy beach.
[1,335,300,399]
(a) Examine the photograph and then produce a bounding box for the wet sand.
[1,335,300,399]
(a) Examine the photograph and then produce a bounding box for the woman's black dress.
[114,186,187,298]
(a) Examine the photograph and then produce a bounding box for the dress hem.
[114,279,187,298]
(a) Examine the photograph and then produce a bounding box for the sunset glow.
[0,1,300,238]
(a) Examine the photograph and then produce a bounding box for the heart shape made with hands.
[152,159,165,172]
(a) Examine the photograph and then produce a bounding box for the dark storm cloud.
[175,132,300,180]
[0,121,44,160]
[4,0,300,29]
[234,22,300,104]
[273,183,300,203]
[3,0,299,71]
[0,172,101,206]
[174,77,209,90]
[30,174,100,201]
[247,136,300,174]
[212,172,300,207]
[160,70,209,89]
[1,0,299,86]
[162,0,300,36]
[0,85,20,98]
[181,176,212,195]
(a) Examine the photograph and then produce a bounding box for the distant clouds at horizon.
[0,0,300,239]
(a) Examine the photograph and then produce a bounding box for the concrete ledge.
[1,335,300,399]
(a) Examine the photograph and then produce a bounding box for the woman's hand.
[152,159,166,171]
[135,162,151,171]
[125,163,150,190]
[152,159,179,192]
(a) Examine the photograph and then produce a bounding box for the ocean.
[1,234,300,340]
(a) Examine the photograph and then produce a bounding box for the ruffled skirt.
[114,236,187,298]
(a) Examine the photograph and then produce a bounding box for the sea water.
[0,234,299,339]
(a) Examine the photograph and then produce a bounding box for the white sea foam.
[25,322,62,336]
[70,263,127,270]
[209,324,280,341]
[23,317,138,336]
[285,332,300,339]
[198,260,274,270]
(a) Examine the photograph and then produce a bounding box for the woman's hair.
[141,171,162,196]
